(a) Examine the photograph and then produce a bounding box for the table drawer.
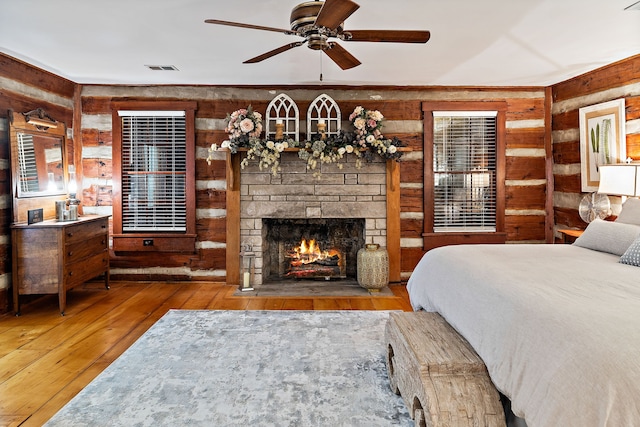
[64,218,108,244]
[65,234,108,265]
[65,251,109,289]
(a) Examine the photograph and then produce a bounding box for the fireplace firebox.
[262,218,365,283]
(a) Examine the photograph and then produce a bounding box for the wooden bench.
[385,311,506,427]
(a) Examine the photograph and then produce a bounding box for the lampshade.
[597,164,640,196]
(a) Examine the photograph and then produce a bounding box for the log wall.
[0,54,75,312]
[551,55,640,234]
[3,51,638,311]
[78,86,547,282]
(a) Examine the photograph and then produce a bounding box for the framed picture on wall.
[579,98,626,192]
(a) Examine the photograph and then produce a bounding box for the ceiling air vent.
[145,65,179,71]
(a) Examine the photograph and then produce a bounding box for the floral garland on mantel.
[206,105,403,177]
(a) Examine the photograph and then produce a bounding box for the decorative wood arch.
[265,93,300,141]
[307,94,341,140]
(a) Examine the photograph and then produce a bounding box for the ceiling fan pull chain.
[320,50,324,82]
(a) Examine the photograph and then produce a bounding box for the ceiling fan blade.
[205,19,298,36]
[315,0,360,30]
[324,42,361,70]
[243,41,306,64]
[345,30,431,43]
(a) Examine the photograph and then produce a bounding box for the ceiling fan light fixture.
[205,0,430,69]
[308,33,329,50]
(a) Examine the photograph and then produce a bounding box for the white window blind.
[119,111,187,232]
[17,133,39,192]
[433,112,497,232]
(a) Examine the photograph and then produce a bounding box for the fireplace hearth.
[262,218,365,283]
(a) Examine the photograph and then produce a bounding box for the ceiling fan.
[205,0,431,70]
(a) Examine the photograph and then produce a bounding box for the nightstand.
[558,229,584,244]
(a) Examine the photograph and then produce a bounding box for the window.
[423,102,506,250]
[433,111,497,232]
[112,101,197,253]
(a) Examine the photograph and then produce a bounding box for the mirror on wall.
[9,108,67,198]
[15,131,66,196]
[8,108,69,222]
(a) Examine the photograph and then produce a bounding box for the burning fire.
[290,239,338,266]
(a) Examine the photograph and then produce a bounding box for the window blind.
[119,112,187,232]
[433,112,497,232]
[17,133,39,192]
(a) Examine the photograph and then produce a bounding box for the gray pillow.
[573,218,640,256]
[616,198,640,225]
[620,236,640,267]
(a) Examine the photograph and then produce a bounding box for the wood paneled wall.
[0,54,75,312]
[551,55,640,234]
[3,50,637,311]
[78,86,547,282]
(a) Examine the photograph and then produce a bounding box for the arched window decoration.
[265,93,300,141]
[307,94,341,140]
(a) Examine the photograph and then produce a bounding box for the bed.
[407,201,640,427]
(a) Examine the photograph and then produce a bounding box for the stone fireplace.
[262,218,365,282]
[238,151,387,286]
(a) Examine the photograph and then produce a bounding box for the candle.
[275,121,284,140]
[276,119,283,125]
[317,120,327,140]
[243,271,251,288]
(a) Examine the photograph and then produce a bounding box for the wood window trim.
[111,100,197,253]
[422,101,507,251]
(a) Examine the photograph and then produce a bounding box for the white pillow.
[616,198,640,225]
[573,218,640,256]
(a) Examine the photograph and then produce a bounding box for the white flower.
[266,140,275,149]
[338,147,346,155]
[240,118,255,133]
[221,140,230,149]
[387,145,397,154]
[209,143,218,151]
[367,110,384,121]
[353,117,366,130]
[275,142,285,152]
[349,106,364,121]
[345,145,354,154]
[282,141,289,149]
[366,134,375,143]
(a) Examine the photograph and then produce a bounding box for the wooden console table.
[12,214,110,315]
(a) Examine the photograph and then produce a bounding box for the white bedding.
[407,243,640,427]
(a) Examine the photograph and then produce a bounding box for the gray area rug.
[45,310,412,426]
[233,280,394,297]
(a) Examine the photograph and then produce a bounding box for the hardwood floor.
[0,281,412,426]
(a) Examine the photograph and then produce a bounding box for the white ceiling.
[1,0,639,87]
